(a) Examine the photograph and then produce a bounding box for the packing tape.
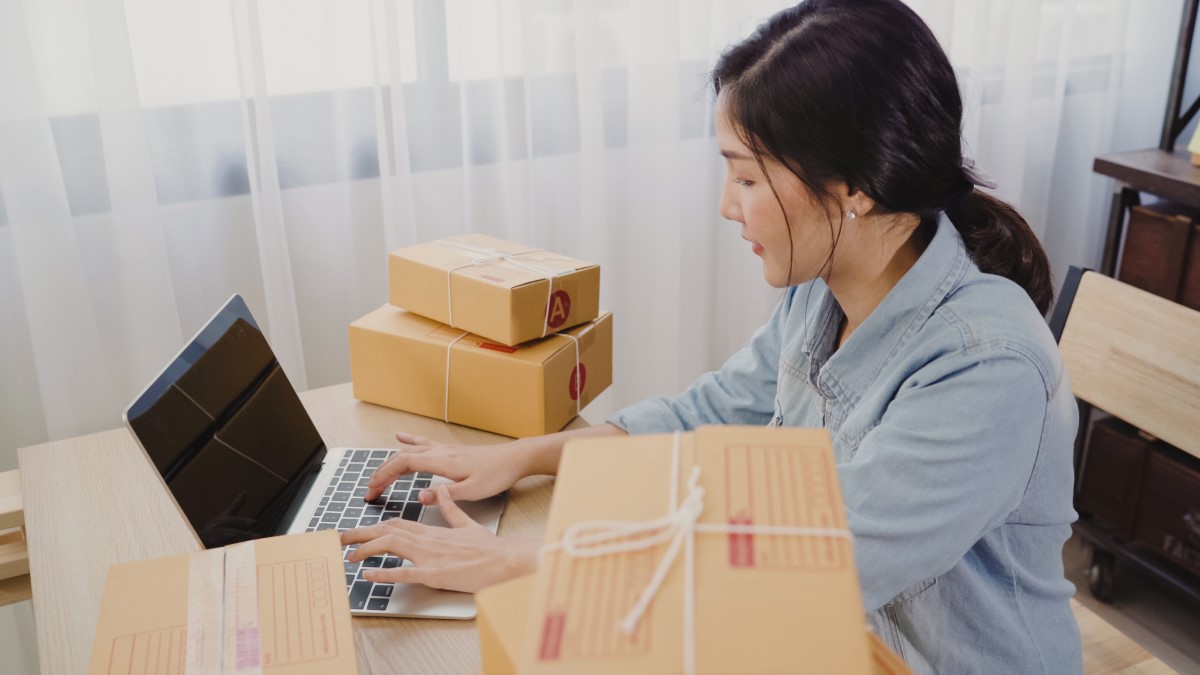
[185,541,262,674]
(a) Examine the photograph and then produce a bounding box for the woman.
[343,1,1082,671]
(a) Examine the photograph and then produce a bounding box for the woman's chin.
[761,267,791,288]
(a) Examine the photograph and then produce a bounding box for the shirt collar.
[803,216,972,403]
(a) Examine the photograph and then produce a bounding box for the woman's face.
[716,94,840,288]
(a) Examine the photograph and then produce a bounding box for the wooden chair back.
[1051,267,1200,459]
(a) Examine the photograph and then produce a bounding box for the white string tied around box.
[433,239,575,339]
[442,330,470,423]
[540,431,854,675]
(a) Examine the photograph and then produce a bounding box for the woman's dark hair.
[712,0,1053,314]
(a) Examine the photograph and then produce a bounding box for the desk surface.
[19,383,1170,674]
[19,382,569,675]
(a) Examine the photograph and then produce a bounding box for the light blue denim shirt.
[609,218,1082,674]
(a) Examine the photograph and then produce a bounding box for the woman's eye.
[732,178,754,187]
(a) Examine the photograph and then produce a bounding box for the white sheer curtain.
[0,0,1185,466]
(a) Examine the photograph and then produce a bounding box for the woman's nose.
[718,183,742,224]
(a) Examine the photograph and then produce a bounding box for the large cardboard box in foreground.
[389,234,600,346]
[87,531,358,674]
[520,426,876,674]
[349,306,612,438]
[477,574,912,675]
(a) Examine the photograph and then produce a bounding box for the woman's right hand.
[364,431,533,505]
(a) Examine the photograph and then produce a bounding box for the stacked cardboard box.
[349,234,611,436]
[476,426,913,674]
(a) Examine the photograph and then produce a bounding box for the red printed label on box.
[546,291,571,329]
[569,364,587,401]
[723,443,850,571]
[538,542,657,662]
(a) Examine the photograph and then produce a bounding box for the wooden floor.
[1067,534,1200,674]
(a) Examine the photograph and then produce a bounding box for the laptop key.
[381,513,399,521]
[319,497,329,506]
[416,472,433,480]
[333,491,351,502]
[366,459,383,469]
[371,583,394,597]
[344,561,360,574]
[316,523,336,531]
[409,489,423,502]
[339,518,358,530]
[352,488,367,498]
[345,574,355,587]
[308,517,319,528]
[364,505,384,516]
[327,501,347,513]
[362,556,384,568]
[347,463,365,474]
[321,512,340,523]
[349,581,372,610]
[352,450,369,462]
[413,479,431,489]
[367,597,390,611]
[344,507,364,520]
[384,502,403,512]
[382,557,402,569]
[402,502,423,521]
[360,516,379,526]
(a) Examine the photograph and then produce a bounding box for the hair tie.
[961,157,998,190]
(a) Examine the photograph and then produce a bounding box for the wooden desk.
[16,383,1172,674]
[19,382,573,675]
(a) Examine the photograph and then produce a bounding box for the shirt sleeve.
[840,347,1052,611]
[605,290,791,434]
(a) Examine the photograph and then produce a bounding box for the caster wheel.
[1088,550,1116,602]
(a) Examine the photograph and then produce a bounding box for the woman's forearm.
[511,422,628,477]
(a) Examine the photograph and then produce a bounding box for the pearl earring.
[848,210,857,220]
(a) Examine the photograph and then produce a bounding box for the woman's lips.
[744,237,764,255]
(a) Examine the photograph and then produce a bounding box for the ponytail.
[944,191,1054,314]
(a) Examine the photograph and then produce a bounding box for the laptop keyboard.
[303,448,433,611]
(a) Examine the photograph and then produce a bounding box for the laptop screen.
[125,295,327,548]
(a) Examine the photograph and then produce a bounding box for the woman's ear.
[841,183,877,220]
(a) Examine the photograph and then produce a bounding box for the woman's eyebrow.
[719,148,753,160]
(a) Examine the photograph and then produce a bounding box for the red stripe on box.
[478,342,518,353]
[729,516,755,567]
[539,613,566,660]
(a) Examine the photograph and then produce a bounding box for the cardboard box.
[389,234,600,346]
[477,574,536,675]
[349,306,611,438]
[521,426,874,674]
[87,530,358,674]
[478,575,912,675]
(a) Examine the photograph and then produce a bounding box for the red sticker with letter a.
[569,364,587,401]
[546,290,571,329]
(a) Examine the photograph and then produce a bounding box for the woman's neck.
[829,216,931,347]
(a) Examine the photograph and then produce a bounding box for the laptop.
[122,293,504,619]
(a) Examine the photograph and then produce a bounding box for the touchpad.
[418,490,505,532]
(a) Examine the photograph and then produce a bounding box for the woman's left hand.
[340,485,540,593]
